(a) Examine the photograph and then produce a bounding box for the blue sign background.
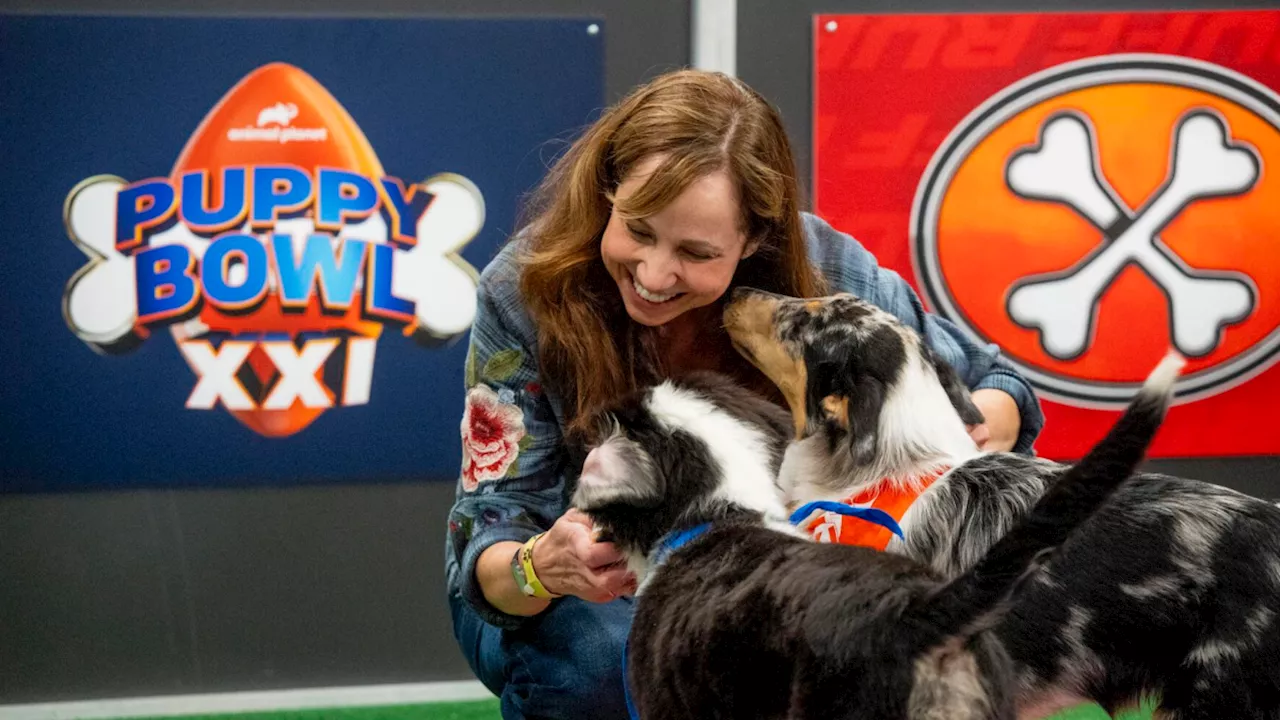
[0,14,604,492]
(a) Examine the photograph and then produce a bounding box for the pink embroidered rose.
[461,384,527,491]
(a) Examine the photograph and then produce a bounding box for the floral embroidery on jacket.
[460,383,533,491]
[465,344,524,390]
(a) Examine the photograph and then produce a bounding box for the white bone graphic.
[395,173,485,344]
[62,176,139,351]
[1005,111,1259,359]
[63,175,483,352]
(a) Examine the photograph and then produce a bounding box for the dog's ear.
[923,346,985,426]
[572,437,664,510]
[812,358,884,465]
[810,358,849,429]
[844,375,886,464]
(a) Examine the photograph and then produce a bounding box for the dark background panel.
[0,14,603,491]
[0,0,689,704]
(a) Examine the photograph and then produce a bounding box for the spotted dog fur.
[723,286,1280,720]
[571,366,1174,720]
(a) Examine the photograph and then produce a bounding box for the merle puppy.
[570,358,1178,720]
[724,286,1280,720]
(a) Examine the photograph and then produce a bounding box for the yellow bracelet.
[518,533,559,600]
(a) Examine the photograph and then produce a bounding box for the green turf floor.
[119,698,1156,719]
[1055,704,1154,719]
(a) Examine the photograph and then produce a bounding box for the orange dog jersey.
[799,471,945,551]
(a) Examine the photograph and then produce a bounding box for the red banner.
[814,10,1280,459]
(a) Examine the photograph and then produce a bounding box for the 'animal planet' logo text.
[228,100,329,143]
[62,63,484,437]
[913,54,1280,407]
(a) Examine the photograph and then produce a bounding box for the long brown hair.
[515,69,828,430]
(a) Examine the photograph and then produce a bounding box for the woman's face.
[600,156,756,327]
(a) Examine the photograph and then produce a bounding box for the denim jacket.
[445,212,1045,630]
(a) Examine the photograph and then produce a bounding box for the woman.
[446,69,1044,719]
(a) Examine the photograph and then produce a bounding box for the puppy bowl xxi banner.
[814,9,1280,459]
[0,14,603,491]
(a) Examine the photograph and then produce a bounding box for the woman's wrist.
[513,533,561,599]
[477,540,554,617]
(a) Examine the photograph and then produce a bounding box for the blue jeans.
[449,590,636,720]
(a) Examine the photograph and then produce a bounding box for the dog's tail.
[905,351,1184,650]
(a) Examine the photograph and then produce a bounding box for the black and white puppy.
[723,287,1280,720]
[571,363,1176,720]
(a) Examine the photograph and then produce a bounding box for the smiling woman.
[601,159,753,327]
[444,68,1046,720]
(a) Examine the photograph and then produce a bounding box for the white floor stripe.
[0,680,496,719]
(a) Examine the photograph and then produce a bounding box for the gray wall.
[0,0,689,704]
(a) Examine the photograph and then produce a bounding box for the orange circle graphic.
[914,55,1280,406]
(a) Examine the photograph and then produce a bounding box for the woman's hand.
[534,509,638,602]
[966,388,1021,452]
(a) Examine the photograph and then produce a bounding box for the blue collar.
[623,521,712,720]
[650,521,713,567]
[788,500,904,539]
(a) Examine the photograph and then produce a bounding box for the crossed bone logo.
[912,55,1280,412]
[1005,110,1260,360]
